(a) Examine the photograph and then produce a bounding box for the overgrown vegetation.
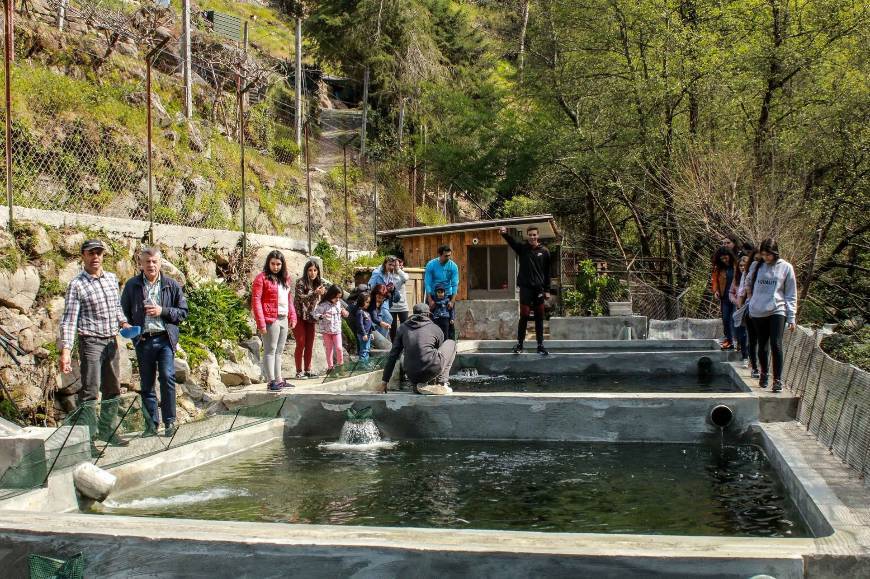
[178,282,253,368]
[562,259,616,316]
[314,239,382,285]
[821,327,870,372]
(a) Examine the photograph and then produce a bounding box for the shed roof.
[378,215,559,240]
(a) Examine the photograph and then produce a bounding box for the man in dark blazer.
[121,247,188,436]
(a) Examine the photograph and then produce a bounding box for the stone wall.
[648,318,723,340]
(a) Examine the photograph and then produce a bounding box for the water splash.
[103,488,250,510]
[318,407,397,451]
[458,368,479,378]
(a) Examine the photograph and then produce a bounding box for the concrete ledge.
[550,316,648,340]
[467,339,721,352]
[454,351,732,376]
[0,512,810,579]
[279,392,759,443]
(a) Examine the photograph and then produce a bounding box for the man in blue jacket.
[424,245,459,339]
[121,247,188,437]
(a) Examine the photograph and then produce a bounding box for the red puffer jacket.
[251,272,297,332]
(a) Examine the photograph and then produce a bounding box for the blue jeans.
[357,334,372,361]
[135,334,176,427]
[720,298,734,343]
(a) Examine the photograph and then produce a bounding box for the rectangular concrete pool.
[94,437,811,538]
[445,373,741,393]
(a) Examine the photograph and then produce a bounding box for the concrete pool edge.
[0,423,867,576]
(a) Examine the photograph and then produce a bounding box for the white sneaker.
[741,360,750,368]
[417,384,452,395]
[295,372,307,380]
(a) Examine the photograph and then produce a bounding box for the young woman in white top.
[747,238,797,393]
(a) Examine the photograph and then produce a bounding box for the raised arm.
[499,226,523,253]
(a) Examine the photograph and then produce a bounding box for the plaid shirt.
[60,269,127,350]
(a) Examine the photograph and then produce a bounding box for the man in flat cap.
[380,303,457,395]
[59,239,131,448]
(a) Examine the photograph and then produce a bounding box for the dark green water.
[444,373,740,393]
[97,438,810,537]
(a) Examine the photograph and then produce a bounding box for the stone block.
[455,300,519,340]
[0,266,40,312]
[648,318,722,340]
[549,315,648,340]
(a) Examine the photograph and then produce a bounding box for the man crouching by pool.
[379,303,457,395]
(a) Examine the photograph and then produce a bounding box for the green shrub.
[179,282,252,368]
[416,204,448,226]
[821,327,870,372]
[36,278,66,305]
[563,259,609,316]
[272,138,300,164]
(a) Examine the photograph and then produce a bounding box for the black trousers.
[389,311,409,341]
[745,315,758,371]
[518,286,546,346]
[754,314,786,380]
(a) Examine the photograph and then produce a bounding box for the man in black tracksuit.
[500,225,551,355]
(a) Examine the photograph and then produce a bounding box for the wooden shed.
[377,215,560,302]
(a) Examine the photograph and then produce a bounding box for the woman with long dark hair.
[251,250,297,391]
[293,260,325,379]
[369,256,409,340]
[712,247,737,350]
[748,239,797,393]
[368,283,393,338]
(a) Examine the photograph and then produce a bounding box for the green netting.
[0,394,286,497]
[321,355,387,383]
[28,552,84,579]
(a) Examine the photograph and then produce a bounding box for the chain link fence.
[0,0,397,252]
[783,326,870,484]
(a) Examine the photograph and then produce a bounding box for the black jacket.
[502,232,551,291]
[120,273,188,350]
[382,314,445,384]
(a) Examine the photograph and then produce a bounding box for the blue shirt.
[424,258,459,297]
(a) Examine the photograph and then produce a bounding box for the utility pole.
[181,0,192,118]
[304,121,312,255]
[360,0,385,164]
[4,0,13,231]
[238,22,249,258]
[343,142,349,263]
[294,14,303,156]
[145,37,171,245]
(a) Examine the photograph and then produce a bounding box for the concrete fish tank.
[0,339,866,578]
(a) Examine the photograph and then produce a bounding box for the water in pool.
[442,372,739,393]
[97,438,809,537]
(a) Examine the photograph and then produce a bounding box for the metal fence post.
[805,355,826,432]
[145,37,170,245]
[829,368,857,452]
[4,0,14,232]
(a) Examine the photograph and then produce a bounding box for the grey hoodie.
[382,314,445,383]
[748,259,797,324]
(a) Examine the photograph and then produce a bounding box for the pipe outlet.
[710,404,734,428]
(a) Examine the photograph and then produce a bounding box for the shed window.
[468,246,509,292]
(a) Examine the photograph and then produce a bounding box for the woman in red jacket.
[251,250,297,391]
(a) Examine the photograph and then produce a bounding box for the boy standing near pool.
[500,225,551,356]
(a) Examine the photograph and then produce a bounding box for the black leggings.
[745,315,758,371]
[754,314,786,380]
[389,311,409,341]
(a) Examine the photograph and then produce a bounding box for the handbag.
[732,303,748,328]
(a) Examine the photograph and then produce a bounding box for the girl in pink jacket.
[251,250,297,391]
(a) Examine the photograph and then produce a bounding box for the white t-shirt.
[277,284,291,316]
